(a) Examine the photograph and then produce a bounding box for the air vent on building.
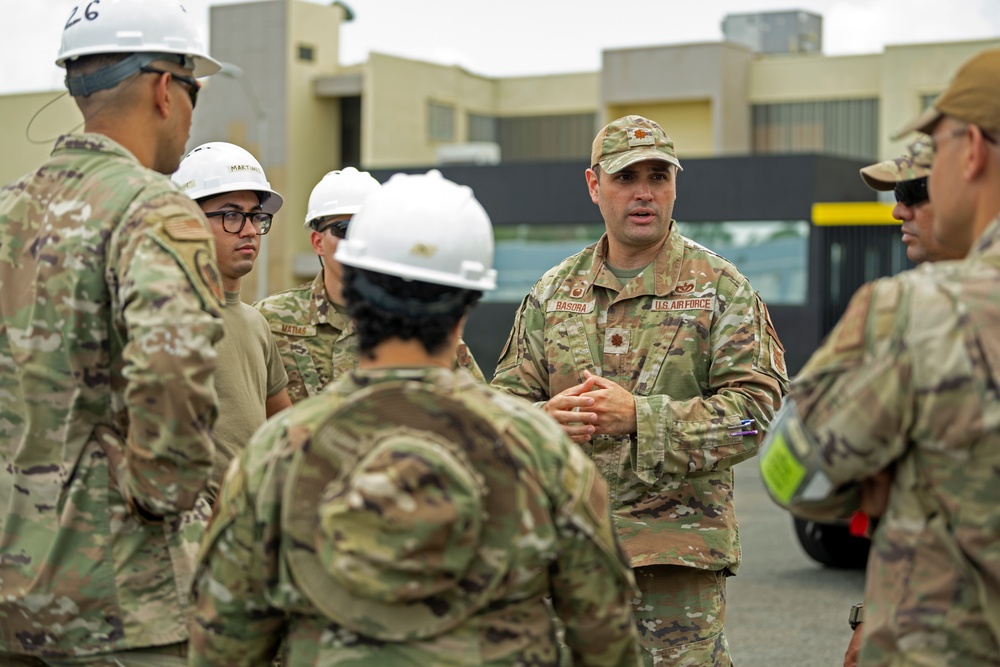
[435,142,501,166]
[721,10,822,54]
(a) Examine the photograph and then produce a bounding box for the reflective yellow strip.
[812,202,897,226]
[759,432,808,506]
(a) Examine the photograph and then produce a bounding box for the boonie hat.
[591,115,682,174]
[283,382,518,641]
[894,47,1000,138]
[859,136,934,191]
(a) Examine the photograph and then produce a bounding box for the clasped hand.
[543,370,637,443]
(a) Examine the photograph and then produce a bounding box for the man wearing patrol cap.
[860,137,964,265]
[0,0,223,664]
[760,47,1000,666]
[255,167,486,404]
[843,137,965,667]
[493,115,788,666]
[190,170,641,666]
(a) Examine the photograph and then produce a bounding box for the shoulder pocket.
[147,209,224,312]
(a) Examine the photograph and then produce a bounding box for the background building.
[2,0,996,370]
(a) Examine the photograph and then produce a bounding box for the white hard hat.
[57,0,221,78]
[335,170,497,291]
[172,142,284,214]
[304,167,382,229]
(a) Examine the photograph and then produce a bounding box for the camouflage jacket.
[492,227,788,572]
[190,367,641,667]
[0,134,224,656]
[254,271,485,403]
[765,216,1000,666]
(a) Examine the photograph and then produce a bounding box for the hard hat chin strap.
[65,52,193,97]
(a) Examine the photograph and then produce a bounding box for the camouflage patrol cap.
[894,47,1000,138]
[859,135,934,191]
[591,115,683,174]
[284,383,518,641]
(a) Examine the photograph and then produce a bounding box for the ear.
[151,71,172,119]
[452,314,468,340]
[965,125,994,181]
[585,167,600,204]
[310,229,327,255]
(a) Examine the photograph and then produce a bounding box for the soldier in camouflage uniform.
[491,116,788,667]
[759,47,1000,667]
[191,170,641,666]
[860,136,964,265]
[843,138,965,667]
[0,1,223,665]
[254,167,484,404]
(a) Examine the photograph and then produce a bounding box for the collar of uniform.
[969,212,1000,259]
[337,365,462,397]
[311,269,353,331]
[591,222,684,298]
[52,132,141,165]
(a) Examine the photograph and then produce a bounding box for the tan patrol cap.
[591,115,682,173]
[859,136,934,191]
[893,47,1000,139]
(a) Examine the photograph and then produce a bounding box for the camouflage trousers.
[633,565,732,667]
[0,642,187,666]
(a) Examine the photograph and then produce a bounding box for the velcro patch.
[164,216,213,241]
[627,127,655,147]
[546,299,595,314]
[759,432,807,506]
[605,328,630,355]
[652,297,714,311]
[274,323,317,337]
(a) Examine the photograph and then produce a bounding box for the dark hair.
[342,266,481,359]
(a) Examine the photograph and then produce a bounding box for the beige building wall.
[362,53,495,168]
[601,42,753,155]
[494,72,598,115]
[748,53,881,103]
[284,0,349,288]
[878,39,1000,158]
[606,101,714,158]
[0,91,83,186]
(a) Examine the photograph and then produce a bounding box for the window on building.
[298,44,315,62]
[677,220,810,305]
[752,99,878,160]
[468,113,498,142]
[496,113,595,162]
[428,102,455,141]
[489,223,605,302]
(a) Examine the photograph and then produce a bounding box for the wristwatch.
[849,602,865,630]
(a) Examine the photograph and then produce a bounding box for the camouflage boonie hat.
[591,115,683,174]
[283,382,518,641]
[859,135,934,191]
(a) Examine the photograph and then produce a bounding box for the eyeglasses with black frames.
[894,177,929,208]
[140,66,201,108]
[205,210,273,235]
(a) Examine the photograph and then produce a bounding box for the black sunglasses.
[140,66,200,108]
[317,218,350,239]
[894,177,929,208]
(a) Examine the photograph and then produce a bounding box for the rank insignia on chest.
[605,327,630,355]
